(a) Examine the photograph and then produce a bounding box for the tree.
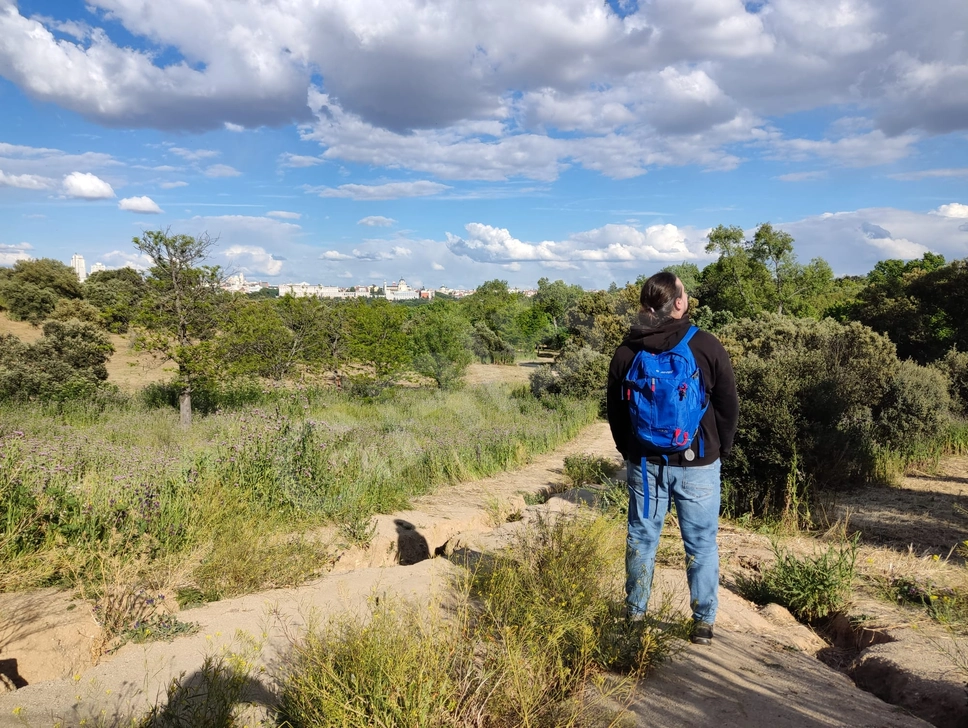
[533,278,582,333]
[84,267,147,333]
[699,225,771,317]
[133,230,224,426]
[660,263,702,296]
[347,299,411,388]
[409,301,473,388]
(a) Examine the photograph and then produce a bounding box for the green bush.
[735,536,858,622]
[938,348,968,416]
[562,453,620,487]
[721,316,904,517]
[529,345,608,400]
[874,359,951,455]
[0,320,114,401]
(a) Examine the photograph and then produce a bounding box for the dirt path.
[0,421,963,727]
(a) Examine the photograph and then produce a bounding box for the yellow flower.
[12,707,22,716]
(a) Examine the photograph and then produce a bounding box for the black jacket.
[606,315,738,466]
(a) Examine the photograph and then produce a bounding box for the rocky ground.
[1,413,966,727]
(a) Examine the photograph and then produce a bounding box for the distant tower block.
[91,262,106,274]
[70,254,87,282]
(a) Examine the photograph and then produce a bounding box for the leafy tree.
[5,258,83,299]
[533,278,583,333]
[0,320,113,401]
[133,230,225,426]
[698,225,771,317]
[409,301,473,388]
[49,298,103,325]
[84,267,147,333]
[348,299,411,388]
[0,280,58,324]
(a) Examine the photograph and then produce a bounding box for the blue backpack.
[622,326,709,458]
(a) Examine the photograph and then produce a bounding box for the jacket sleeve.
[606,346,637,459]
[708,339,739,458]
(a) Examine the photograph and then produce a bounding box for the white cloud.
[280,153,325,168]
[224,122,244,132]
[0,0,966,182]
[223,244,284,275]
[267,210,302,219]
[62,172,115,199]
[0,142,117,179]
[933,203,968,219]
[0,170,55,190]
[0,242,32,265]
[316,180,449,200]
[118,195,163,213]
[160,181,188,189]
[776,171,827,182]
[358,215,396,227]
[169,147,220,161]
[204,164,241,178]
[446,221,699,264]
[431,262,444,271]
[889,168,968,181]
[320,243,412,262]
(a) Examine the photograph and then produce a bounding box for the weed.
[562,454,620,487]
[735,535,859,622]
[278,513,687,728]
[522,491,549,506]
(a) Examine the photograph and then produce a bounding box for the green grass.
[277,513,689,728]
[561,453,620,487]
[735,535,859,622]
[0,384,597,595]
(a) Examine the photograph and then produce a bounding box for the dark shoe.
[691,621,714,645]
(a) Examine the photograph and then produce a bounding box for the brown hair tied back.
[639,271,682,324]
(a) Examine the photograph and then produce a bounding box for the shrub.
[874,359,951,455]
[530,345,609,400]
[938,348,968,417]
[720,316,902,517]
[562,453,620,486]
[735,536,858,622]
[0,320,114,401]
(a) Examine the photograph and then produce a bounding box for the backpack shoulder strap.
[671,325,700,355]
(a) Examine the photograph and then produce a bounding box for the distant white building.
[70,254,86,283]
[278,283,368,299]
[384,278,419,301]
[91,262,106,274]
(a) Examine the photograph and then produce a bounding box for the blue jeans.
[626,458,721,623]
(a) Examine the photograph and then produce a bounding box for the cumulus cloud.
[204,164,241,178]
[62,172,115,199]
[358,215,396,227]
[0,170,54,189]
[316,180,449,200]
[223,244,284,275]
[0,242,32,265]
[446,222,699,265]
[267,210,302,219]
[2,0,967,184]
[118,195,163,213]
[933,203,968,219]
[320,244,412,262]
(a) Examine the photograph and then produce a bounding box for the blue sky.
[1,0,966,290]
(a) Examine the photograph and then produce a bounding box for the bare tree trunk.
[179,391,192,427]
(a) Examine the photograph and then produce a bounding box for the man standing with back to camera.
[606,272,738,645]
